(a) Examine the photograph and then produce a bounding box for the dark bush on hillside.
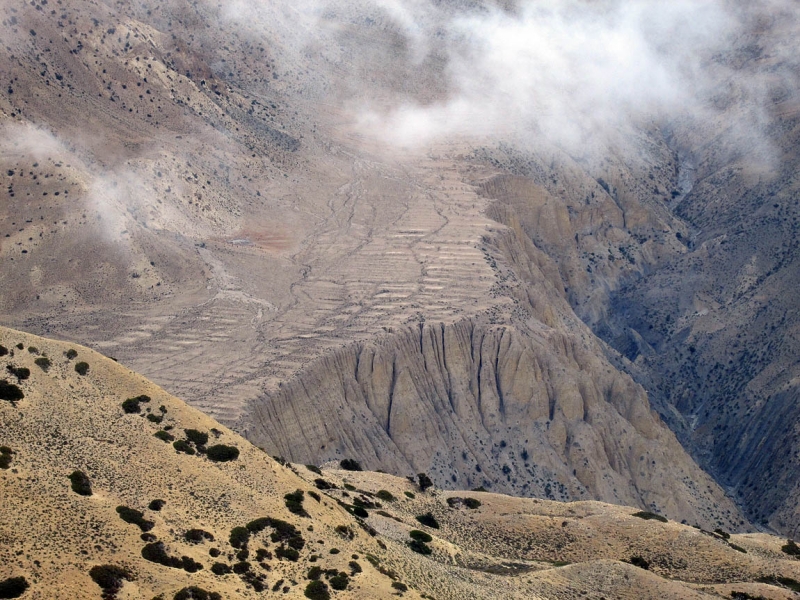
[276,545,300,561]
[147,413,163,424]
[304,580,330,600]
[6,366,29,381]
[68,470,92,496]
[66,349,78,360]
[230,527,250,549]
[173,440,195,455]
[417,472,433,492]
[340,458,362,471]
[314,478,334,490]
[15,344,23,350]
[75,361,89,375]
[116,506,154,532]
[329,572,349,590]
[232,561,251,574]
[211,562,231,575]
[351,506,368,518]
[392,582,408,592]
[376,490,395,502]
[34,356,51,371]
[121,395,151,414]
[141,542,203,572]
[305,464,322,475]
[730,592,768,600]
[464,498,481,509]
[0,380,24,404]
[185,429,209,446]
[148,499,166,511]
[0,447,12,470]
[154,430,174,442]
[173,586,221,600]
[629,556,650,570]
[404,491,415,499]
[0,345,7,357]
[206,444,239,462]
[756,575,800,591]
[632,511,667,523]
[415,512,439,529]
[349,560,362,574]
[27,346,38,354]
[285,490,309,517]
[783,539,800,557]
[309,490,321,502]
[408,539,432,555]
[409,530,432,543]
[185,529,215,543]
[0,576,29,598]
[88,564,132,597]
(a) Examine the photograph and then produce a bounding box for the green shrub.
[404,491,415,499]
[308,490,321,502]
[154,430,175,442]
[329,572,349,590]
[75,361,89,375]
[27,346,38,354]
[0,345,7,357]
[173,586,221,600]
[147,414,163,424]
[376,490,395,502]
[349,560,362,574]
[173,440,195,455]
[141,542,202,572]
[409,530,432,543]
[329,548,340,554]
[34,356,51,371]
[88,564,132,596]
[351,506,368,518]
[729,543,747,553]
[392,582,408,592]
[756,575,800,592]
[211,562,231,575]
[714,528,731,540]
[304,580,330,600]
[415,512,439,529]
[6,366,29,381]
[464,498,481,509]
[185,529,214,543]
[314,478,334,490]
[307,566,322,580]
[0,576,29,598]
[122,395,151,414]
[68,470,92,496]
[284,490,309,517]
[340,458,362,471]
[276,545,300,561]
[66,349,78,360]
[15,343,23,350]
[232,561,250,574]
[206,444,239,462]
[632,511,667,523]
[0,447,13,470]
[185,429,209,446]
[149,499,166,511]
[417,472,433,492]
[629,555,650,570]
[305,464,322,475]
[230,527,250,549]
[116,506,154,532]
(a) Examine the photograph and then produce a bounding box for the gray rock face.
[245,318,744,530]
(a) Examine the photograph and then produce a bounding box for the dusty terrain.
[3,327,800,600]
[0,0,799,537]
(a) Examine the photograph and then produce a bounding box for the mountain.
[2,326,800,600]
[1,0,799,537]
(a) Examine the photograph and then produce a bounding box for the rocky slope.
[3,326,800,600]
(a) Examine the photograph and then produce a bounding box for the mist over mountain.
[1,0,799,548]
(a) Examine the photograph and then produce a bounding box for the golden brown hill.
[2,326,800,600]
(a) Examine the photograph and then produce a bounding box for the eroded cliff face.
[244,318,744,531]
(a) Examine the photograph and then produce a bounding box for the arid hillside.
[1,0,799,537]
[3,326,800,600]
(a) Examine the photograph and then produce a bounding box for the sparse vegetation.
[74,361,90,375]
[340,458,362,471]
[392,582,408,592]
[314,478,335,490]
[154,430,175,442]
[0,576,29,599]
[148,499,166,511]
[65,349,78,360]
[782,539,800,557]
[6,366,29,381]
[34,356,51,371]
[141,542,203,572]
[632,511,668,523]
[409,530,432,542]
[756,575,800,592]
[185,529,215,543]
[376,489,395,502]
[206,444,239,462]
[185,429,209,446]
[173,439,195,455]
[68,470,92,496]
[415,512,440,529]
[0,345,7,357]
[629,555,650,570]
[305,464,322,475]
[329,572,349,590]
